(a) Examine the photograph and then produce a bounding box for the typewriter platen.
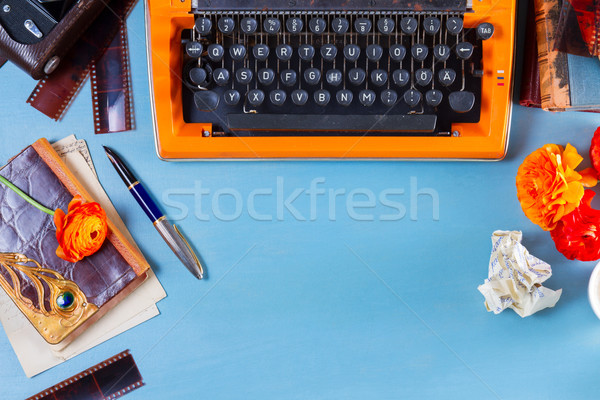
[146,0,516,160]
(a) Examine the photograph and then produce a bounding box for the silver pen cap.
[153,217,204,279]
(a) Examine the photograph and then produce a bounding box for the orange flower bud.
[54,195,108,263]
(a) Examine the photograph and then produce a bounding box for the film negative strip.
[27,0,137,131]
[26,350,144,400]
[90,24,135,134]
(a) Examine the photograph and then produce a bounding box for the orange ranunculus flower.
[516,143,597,231]
[53,195,108,263]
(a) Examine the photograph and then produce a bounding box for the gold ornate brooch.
[0,253,98,344]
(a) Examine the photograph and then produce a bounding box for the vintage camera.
[0,0,105,78]
[0,0,78,44]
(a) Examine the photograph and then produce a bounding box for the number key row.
[195,16,465,36]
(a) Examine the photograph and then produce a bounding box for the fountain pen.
[104,146,204,279]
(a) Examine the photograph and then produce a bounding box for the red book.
[520,0,542,108]
[569,0,600,56]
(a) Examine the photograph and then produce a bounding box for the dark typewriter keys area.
[180,11,484,136]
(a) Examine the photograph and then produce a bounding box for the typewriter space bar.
[227,114,437,133]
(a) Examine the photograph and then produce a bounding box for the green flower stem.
[0,175,55,216]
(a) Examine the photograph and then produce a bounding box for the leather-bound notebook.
[0,138,149,345]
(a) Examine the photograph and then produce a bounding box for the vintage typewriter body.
[146,0,516,160]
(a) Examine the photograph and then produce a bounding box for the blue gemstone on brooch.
[56,292,75,310]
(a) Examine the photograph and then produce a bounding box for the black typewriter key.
[392,69,410,87]
[438,68,456,86]
[247,89,265,106]
[240,17,258,34]
[207,44,225,62]
[415,68,433,86]
[264,18,281,34]
[194,90,219,111]
[185,42,203,58]
[217,17,235,34]
[423,17,441,35]
[411,44,428,61]
[336,90,353,106]
[370,69,388,86]
[189,68,208,86]
[348,68,366,85]
[381,89,398,107]
[314,89,331,106]
[292,89,309,105]
[276,44,293,61]
[320,44,338,61]
[404,89,422,107]
[359,90,376,106]
[281,69,298,86]
[354,18,372,35]
[389,44,406,62]
[377,18,395,35]
[400,17,418,35]
[332,18,350,34]
[477,22,494,40]
[258,68,275,85]
[270,90,287,106]
[425,89,443,107]
[224,90,241,105]
[213,68,230,86]
[299,44,315,61]
[230,44,247,61]
[304,68,321,85]
[286,17,303,33]
[235,68,253,84]
[253,44,270,61]
[455,42,474,59]
[326,69,343,86]
[343,44,360,62]
[449,91,475,113]
[433,44,450,62]
[195,17,212,35]
[309,17,327,34]
[366,44,383,62]
[446,17,463,35]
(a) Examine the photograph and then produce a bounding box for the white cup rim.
[588,261,600,319]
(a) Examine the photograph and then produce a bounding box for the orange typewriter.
[146,0,516,160]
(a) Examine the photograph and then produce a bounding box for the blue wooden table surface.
[2,1,600,399]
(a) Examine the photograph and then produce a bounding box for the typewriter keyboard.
[181,11,495,136]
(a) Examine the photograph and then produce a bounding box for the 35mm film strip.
[26,350,144,400]
[91,24,135,134]
[27,0,136,134]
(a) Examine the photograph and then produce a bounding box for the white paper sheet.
[0,136,166,377]
[478,230,562,318]
[52,135,97,178]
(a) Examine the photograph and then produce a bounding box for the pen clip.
[173,225,202,270]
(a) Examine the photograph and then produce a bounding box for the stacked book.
[521,0,600,111]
